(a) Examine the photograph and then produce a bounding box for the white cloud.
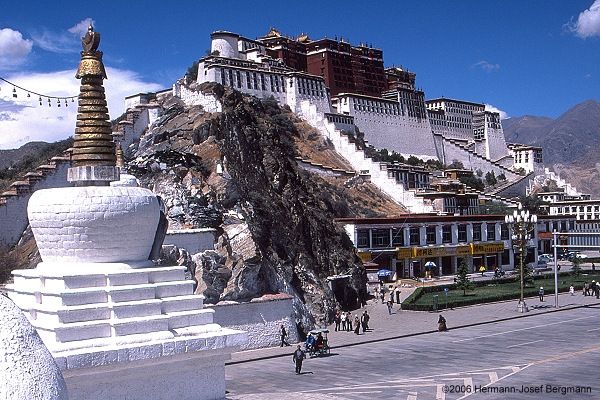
[485,104,509,120]
[68,18,95,38]
[31,18,95,54]
[568,0,600,38]
[471,61,500,72]
[0,28,33,70]
[0,68,163,149]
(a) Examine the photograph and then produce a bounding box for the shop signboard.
[471,242,504,254]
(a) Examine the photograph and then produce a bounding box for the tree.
[571,255,583,278]
[185,61,199,84]
[479,201,510,215]
[0,245,19,284]
[447,159,464,169]
[517,195,549,215]
[485,170,497,186]
[515,258,534,287]
[455,257,475,296]
[459,175,485,191]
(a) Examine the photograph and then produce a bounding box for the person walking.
[334,311,341,331]
[387,300,393,315]
[353,315,360,335]
[539,286,544,302]
[569,285,575,296]
[292,345,305,374]
[279,324,290,347]
[340,311,347,331]
[438,315,448,332]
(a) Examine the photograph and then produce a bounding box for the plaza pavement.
[227,281,600,365]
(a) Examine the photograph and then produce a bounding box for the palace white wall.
[336,95,438,160]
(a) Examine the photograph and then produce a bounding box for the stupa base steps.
[6,261,231,353]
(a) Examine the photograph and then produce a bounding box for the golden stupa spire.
[67,25,119,185]
[72,25,115,168]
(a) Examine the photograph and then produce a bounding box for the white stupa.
[6,26,246,400]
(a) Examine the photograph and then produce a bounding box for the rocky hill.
[503,99,600,197]
[122,85,407,332]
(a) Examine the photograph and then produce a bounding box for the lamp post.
[505,203,537,313]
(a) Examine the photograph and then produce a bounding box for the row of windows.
[326,115,354,124]
[221,68,287,93]
[356,224,510,248]
[218,68,326,98]
[556,205,600,213]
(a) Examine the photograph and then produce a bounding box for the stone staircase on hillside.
[442,136,518,179]
[297,100,433,213]
[0,152,72,247]
[485,172,534,198]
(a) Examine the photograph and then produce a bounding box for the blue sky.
[1,0,599,149]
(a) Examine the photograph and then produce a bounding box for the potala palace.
[123,28,577,215]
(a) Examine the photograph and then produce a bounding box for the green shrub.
[0,245,19,284]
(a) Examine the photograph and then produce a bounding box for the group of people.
[333,310,371,335]
[583,280,600,298]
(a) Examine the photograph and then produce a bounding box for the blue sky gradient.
[1,1,599,148]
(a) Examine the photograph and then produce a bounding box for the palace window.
[501,224,510,240]
[357,230,369,248]
[473,224,482,241]
[372,229,390,248]
[486,223,496,241]
[426,226,436,244]
[458,225,467,242]
[409,227,420,245]
[442,225,452,243]
[392,228,404,247]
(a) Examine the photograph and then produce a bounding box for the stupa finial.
[68,25,118,184]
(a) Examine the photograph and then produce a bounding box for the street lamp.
[505,203,537,313]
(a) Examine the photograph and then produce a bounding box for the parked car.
[568,252,588,261]
[539,254,554,262]
[538,255,552,264]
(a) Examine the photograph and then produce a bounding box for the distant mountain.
[503,99,600,198]
[0,142,47,170]
[503,99,600,166]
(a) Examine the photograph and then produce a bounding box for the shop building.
[339,215,577,280]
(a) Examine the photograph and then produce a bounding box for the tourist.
[346,312,352,331]
[341,311,347,331]
[362,310,370,331]
[438,315,448,332]
[354,316,360,335]
[292,345,305,374]
[334,311,341,331]
[539,286,544,302]
[279,324,289,347]
[387,300,393,315]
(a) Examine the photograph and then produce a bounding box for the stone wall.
[163,229,217,255]
[175,82,223,113]
[212,294,299,350]
[0,160,71,247]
